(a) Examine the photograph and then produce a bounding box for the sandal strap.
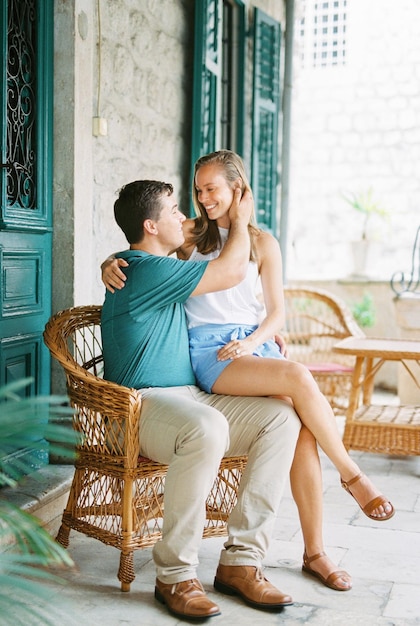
[341,472,363,490]
[362,495,388,516]
[325,570,351,586]
[303,550,327,567]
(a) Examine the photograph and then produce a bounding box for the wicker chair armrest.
[65,368,142,467]
[44,307,142,468]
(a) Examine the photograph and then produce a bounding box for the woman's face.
[195,163,237,227]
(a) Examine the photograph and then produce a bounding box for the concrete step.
[0,464,73,545]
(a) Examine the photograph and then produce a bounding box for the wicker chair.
[43,305,246,592]
[283,287,365,414]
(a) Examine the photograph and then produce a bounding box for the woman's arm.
[176,218,197,260]
[217,231,287,359]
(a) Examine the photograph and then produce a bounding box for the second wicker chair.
[283,286,365,414]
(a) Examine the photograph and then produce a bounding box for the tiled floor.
[39,415,420,626]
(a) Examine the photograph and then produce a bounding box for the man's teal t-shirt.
[101,250,208,388]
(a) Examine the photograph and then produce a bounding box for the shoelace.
[171,579,203,595]
[255,567,266,582]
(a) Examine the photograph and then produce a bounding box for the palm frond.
[0,379,77,623]
[0,379,80,484]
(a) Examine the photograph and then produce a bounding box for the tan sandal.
[341,472,395,521]
[302,551,352,591]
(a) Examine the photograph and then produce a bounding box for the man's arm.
[190,188,252,296]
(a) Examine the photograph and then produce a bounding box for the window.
[299,0,347,68]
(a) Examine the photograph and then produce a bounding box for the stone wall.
[288,0,420,284]
[53,0,197,313]
[90,0,196,301]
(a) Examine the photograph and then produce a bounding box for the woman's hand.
[217,338,257,361]
[101,257,129,293]
[217,334,288,361]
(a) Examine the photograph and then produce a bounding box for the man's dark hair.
[114,180,174,244]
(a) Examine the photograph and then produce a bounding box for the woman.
[102,151,394,591]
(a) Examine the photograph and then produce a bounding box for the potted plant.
[342,188,390,277]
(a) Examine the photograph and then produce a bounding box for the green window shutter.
[191,0,223,171]
[220,1,246,155]
[251,8,281,233]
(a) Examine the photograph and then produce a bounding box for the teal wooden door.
[0,0,53,469]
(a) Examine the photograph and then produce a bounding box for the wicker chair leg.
[118,551,135,592]
[56,522,71,548]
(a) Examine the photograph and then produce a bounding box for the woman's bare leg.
[212,356,393,519]
[290,426,351,589]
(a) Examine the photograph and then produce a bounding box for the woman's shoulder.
[253,229,280,253]
[252,229,282,271]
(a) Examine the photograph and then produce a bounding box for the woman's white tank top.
[184,227,264,329]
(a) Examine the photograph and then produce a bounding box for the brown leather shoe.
[155,578,221,619]
[214,564,293,610]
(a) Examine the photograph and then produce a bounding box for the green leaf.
[0,380,80,485]
[351,293,376,328]
[0,380,77,623]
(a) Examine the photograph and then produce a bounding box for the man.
[101,180,301,620]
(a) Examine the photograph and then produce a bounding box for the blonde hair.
[190,150,260,257]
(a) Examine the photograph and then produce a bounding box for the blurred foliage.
[0,379,79,625]
[342,188,390,240]
[351,292,376,328]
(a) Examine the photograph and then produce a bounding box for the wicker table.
[333,337,420,456]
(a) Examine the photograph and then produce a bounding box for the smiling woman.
[181,151,394,525]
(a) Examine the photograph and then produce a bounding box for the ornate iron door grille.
[5,0,37,212]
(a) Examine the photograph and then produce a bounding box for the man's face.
[154,193,186,251]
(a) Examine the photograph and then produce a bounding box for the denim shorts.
[188,323,285,393]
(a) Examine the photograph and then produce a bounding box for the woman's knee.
[288,361,320,393]
[297,425,318,451]
[292,426,320,468]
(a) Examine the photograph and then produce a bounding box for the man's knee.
[178,409,230,458]
[268,400,301,444]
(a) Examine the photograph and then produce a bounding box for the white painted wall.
[288,0,420,284]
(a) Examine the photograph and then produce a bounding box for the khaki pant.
[139,385,301,584]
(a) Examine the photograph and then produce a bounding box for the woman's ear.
[234,177,244,194]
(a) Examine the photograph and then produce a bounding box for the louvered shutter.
[191,0,223,170]
[251,8,281,232]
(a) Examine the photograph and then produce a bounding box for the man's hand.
[274,334,289,359]
[228,187,253,226]
[101,257,128,293]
